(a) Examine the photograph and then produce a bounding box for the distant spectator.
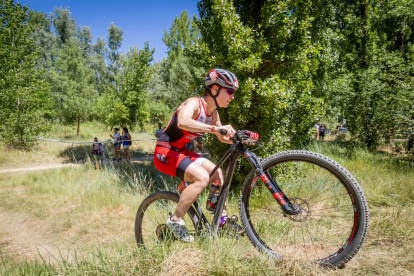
[194,136,205,153]
[319,123,326,141]
[110,128,121,161]
[122,127,132,161]
[155,122,164,140]
[314,121,320,139]
[336,125,342,135]
[186,140,194,152]
[90,137,104,156]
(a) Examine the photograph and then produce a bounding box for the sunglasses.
[220,86,234,95]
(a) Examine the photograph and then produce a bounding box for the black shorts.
[319,132,325,138]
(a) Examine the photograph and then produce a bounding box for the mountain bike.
[134,130,369,267]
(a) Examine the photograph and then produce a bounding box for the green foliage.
[50,7,77,45]
[149,101,170,124]
[323,0,414,150]
[120,43,154,129]
[161,10,205,108]
[49,38,96,135]
[1,0,412,155]
[94,42,154,130]
[195,0,324,182]
[0,0,51,149]
[107,22,123,80]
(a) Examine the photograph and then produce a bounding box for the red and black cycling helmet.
[205,68,239,91]
[205,68,239,108]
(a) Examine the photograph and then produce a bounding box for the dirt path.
[0,208,74,263]
[0,156,153,263]
[0,156,153,175]
[0,163,82,174]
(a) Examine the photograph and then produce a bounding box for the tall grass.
[0,136,413,275]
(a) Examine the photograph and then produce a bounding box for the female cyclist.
[154,68,240,242]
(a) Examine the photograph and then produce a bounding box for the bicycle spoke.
[242,155,366,265]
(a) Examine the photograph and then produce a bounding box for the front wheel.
[135,191,200,248]
[239,150,369,267]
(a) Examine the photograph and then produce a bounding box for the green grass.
[0,132,413,275]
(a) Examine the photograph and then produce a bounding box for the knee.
[193,171,209,189]
[213,168,223,180]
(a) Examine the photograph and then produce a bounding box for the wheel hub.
[288,197,311,222]
[155,224,172,242]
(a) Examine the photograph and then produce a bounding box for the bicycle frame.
[193,138,298,238]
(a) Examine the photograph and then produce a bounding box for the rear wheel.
[135,191,200,247]
[239,150,369,267]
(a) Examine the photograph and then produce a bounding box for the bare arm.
[177,98,235,140]
[176,98,217,133]
[212,111,235,144]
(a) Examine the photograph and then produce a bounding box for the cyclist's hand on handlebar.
[215,125,236,139]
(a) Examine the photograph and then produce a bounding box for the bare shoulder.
[177,97,200,112]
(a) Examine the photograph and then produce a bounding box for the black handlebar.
[219,129,252,144]
[218,129,259,145]
[220,129,227,135]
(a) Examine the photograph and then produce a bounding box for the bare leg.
[115,147,121,159]
[172,159,226,221]
[172,162,209,220]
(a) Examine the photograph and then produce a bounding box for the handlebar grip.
[220,129,227,135]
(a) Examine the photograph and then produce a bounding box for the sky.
[21,0,199,62]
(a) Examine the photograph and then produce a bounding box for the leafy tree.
[146,62,173,122]
[162,10,205,108]
[107,22,123,81]
[116,43,155,129]
[50,7,77,45]
[324,0,414,150]
[0,0,50,148]
[77,25,92,57]
[28,10,55,69]
[50,38,95,135]
[195,1,323,163]
[97,91,130,128]
[89,37,108,97]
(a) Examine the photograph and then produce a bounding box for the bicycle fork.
[245,152,300,216]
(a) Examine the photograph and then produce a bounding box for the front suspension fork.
[245,151,299,215]
[257,170,299,215]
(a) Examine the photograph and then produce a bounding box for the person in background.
[194,136,205,153]
[122,127,132,161]
[155,122,164,140]
[336,125,342,135]
[110,128,121,161]
[314,121,320,140]
[186,140,195,152]
[90,137,104,155]
[319,123,326,141]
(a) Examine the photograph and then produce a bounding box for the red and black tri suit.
[154,98,213,179]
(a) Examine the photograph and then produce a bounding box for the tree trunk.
[408,135,414,153]
[77,116,80,136]
[359,2,369,69]
[17,98,25,150]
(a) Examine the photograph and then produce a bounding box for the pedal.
[230,215,238,223]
